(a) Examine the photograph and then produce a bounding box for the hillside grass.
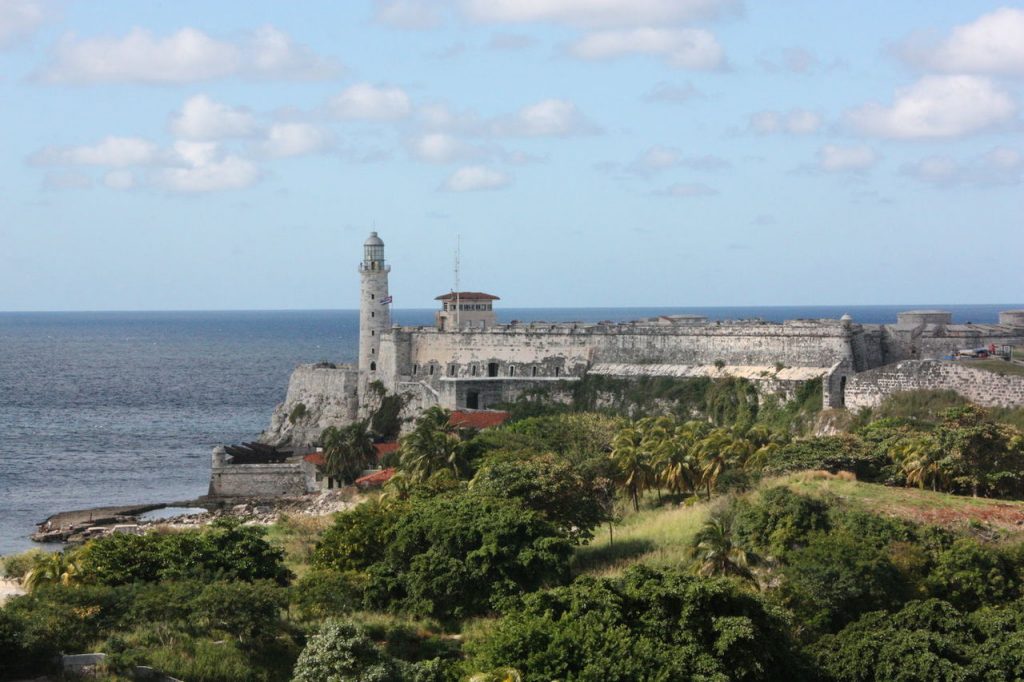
[573,473,1024,577]
[962,358,1024,377]
[573,498,711,577]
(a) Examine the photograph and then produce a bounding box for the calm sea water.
[0,304,1018,555]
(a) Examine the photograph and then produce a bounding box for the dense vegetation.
[4,383,1024,681]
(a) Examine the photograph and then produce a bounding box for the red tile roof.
[374,442,399,459]
[435,291,500,301]
[450,410,511,430]
[355,468,396,488]
[302,452,325,466]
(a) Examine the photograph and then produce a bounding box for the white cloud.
[658,182,718,197]
[644,81,702,104]
[750,109,822,134]
[407,132,482,163]
[496,98,596,136]
[330,83,412,120]
[374,0,443,29]
[817,144,878,172]
[158,142,259,192]
[170,95,258,140]
[0,0,46,48]
[460,0,740,28]
[571,28,724,70]
[41,25,339,84]
[623,146,729,176]
[488,33,536,50]
[903,147,1023,187]
[261,123,332,158]
[442,165,509,191]
[846,76,1016,139]
[900,8,1024,76]
[33,136,159,167]
[103,170,136,190]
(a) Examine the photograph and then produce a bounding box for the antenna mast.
[454,234,461,329]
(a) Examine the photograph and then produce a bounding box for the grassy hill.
[573,471,1024,578]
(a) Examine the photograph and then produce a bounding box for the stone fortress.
[257,232,1024,450]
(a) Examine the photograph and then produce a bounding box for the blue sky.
[1,0,1022,311]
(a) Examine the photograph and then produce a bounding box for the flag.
[382,295,393,304]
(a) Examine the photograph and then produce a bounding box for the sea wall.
[208,458,315,498]
[261,363,358,447]
[845,360,1024,410]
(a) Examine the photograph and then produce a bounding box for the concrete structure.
[208,445,318,498]
[436,291,499,331]
[256,232,1024,448]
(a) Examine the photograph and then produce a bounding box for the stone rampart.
[208,459,314,498]
[260,363,358,447]
[845,360,1024,410]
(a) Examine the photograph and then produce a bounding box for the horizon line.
[2,303,1023,315]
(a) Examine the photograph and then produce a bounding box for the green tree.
[896,432,945,491]
[925,538,1018,611]
[292,619,404,682]
[781,530,906,637]
[470,454,609,543]
[399,407,467,481]
[690,510,758,581]
[365,493,572,623]
[468,565,808,681]
[21,550,81,592]
[610,423,656,511]
[322,420,378,485]
[696,427,751,498]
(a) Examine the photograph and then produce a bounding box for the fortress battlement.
[255,232,1024,448]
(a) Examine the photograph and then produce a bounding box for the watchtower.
[359,232,390,394]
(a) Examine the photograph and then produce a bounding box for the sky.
[1,0,1022,311]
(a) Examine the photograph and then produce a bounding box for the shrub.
[292,619,405,682]
[733,487,831,556]
[364,493,572,623]
[763,435,884,479]
[468,565,808,681]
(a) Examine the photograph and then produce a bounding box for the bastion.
[250,233,1024,450]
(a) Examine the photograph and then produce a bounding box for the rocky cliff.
[260,363,359,448]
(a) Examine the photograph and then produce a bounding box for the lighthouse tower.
[358,231,391,397]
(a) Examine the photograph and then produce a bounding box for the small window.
[371,294,375,300]
[509,365,516,377]
[371,330,374,336]
[532,366,537,377]
[471,365,477,376]
[370,361,376,371]
[448,364,456,376]
[371,312,375,318]
[488,362,499,377]
[413,364,418,375]
[429,365,435,376]
[554,367,560,377]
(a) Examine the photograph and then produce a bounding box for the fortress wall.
[260,364,359,447]
[390,321,857,383]
[845,360,1024,410]
[914,331,1024,359]
[586,322,854,367]
[208,461,313,498]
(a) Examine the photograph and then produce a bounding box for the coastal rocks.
[260,363,359,448]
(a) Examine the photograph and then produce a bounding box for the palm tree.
[657,422,705,497]
[690,511,757,582]
[399,406,466,481]
[696,428,749,499]
[22,551,80,592]
[469,669,522,682]
[611,423,656,512]
[897,433,943,491]
[380,470,414,504]
[321,420,377,485]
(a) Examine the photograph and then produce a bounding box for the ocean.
[0,304,1018,556]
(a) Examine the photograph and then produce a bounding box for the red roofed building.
[355,467,396,488]
[435,291,499,331]
[373,441,399,463]
[449,410,510,431]
[302,451,325,467]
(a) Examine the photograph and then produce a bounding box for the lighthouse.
[358,231,391,396]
